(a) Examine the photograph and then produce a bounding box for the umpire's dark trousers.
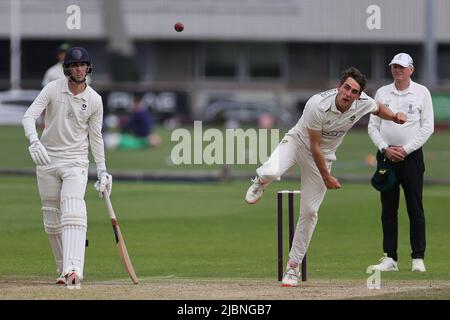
[380,148,426,261]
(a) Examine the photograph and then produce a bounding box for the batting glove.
[95,171,113,198]
[28,139,51,166]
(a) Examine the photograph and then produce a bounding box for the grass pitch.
[1,177,449,299]
[1,123,449,299]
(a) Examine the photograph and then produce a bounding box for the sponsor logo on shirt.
[322,131,345,138]
[350,115,356,122]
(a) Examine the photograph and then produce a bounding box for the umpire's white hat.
[389,53,414,67]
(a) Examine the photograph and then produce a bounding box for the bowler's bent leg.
[256,135,299,184]
[246,135,300,204]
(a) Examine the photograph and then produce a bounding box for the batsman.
[22,47,112,289]
[245,67,408,287]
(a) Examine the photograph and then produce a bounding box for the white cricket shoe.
[281,262,300,287]
[56,273,66,285]
[65,267,82,290]
[245,176,267,204]
[370,253,398,271]
[412,259,426,272]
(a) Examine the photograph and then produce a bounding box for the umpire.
[368,53,434,272]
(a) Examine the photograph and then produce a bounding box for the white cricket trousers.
[36,158,89,277]
[256,134,331,265]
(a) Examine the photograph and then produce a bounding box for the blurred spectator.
[42,43,71,87]
[104,96,162,150]
[39,43,71,128]
[258,113,275,129]
[121,97,162,149]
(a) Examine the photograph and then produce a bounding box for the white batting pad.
[61,197,87,225]
[61,197,87,278]
[42,206,63,234]
[42,206,63,274]
[62,225,86,279]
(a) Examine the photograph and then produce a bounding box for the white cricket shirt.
[288,89,378,162]
[368,81,434,154]
[23,78,105,168]
[42,63,65,87]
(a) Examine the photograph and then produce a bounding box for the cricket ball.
[174,22,184,32]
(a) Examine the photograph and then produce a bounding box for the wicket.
[277,190,307,282]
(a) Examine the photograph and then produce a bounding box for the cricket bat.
[103,189,139,284]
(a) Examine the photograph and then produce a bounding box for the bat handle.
[103,190,117,220]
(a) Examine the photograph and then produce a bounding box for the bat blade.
[105,191,139,285]
[112,221,139,284]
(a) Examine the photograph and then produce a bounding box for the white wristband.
[28,133,39,144]
[96,162,107,179]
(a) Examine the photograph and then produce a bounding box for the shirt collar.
[331,91,357,114]
[390,80,414,96]
[61,79,89,102]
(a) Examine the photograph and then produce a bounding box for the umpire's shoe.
[412,259,426,272]
[370,253,398,271]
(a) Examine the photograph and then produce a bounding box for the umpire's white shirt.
[23,78,105,167]
[368,81,434,154]
[288,89,378,162]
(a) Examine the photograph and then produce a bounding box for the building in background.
[0,0,449,126]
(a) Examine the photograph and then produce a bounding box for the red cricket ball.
[174,22,184,32]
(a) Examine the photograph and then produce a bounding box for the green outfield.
[1,125,449,179]
[1,124,449,299]
[1,177,449,283]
